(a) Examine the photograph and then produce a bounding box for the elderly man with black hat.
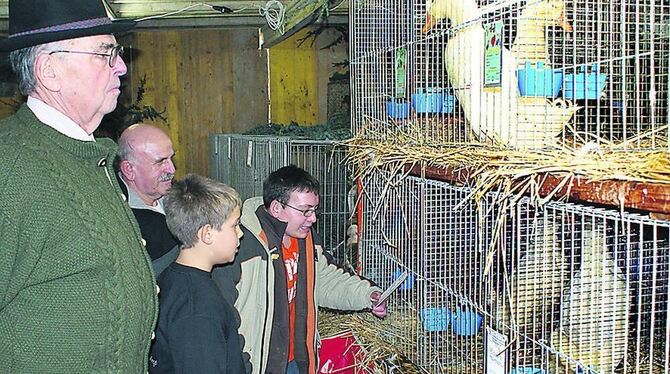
[0,0,158,372]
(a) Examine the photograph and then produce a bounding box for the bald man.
[117,124,179,274]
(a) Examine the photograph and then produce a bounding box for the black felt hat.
[0,0,136,52]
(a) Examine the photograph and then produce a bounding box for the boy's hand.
[370,291,387,318]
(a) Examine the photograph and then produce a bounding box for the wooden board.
[269,29,320,125]
[268,27,348,126]
[126,28,269,177]
[409,164,670,215]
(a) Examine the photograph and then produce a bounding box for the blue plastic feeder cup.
[517,61,563,98]
[420,307,450,332]
[392,268,415,290]
[562,63,608,100]
[412,90,443,113]
[509,368,548,374]
[386,99,411,119]
[441,93,455,113]
[451,310,483,336]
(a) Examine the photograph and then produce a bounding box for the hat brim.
[0,20,136,52]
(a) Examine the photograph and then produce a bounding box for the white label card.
[485,326,507,374]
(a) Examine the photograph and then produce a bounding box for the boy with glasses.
[213,165,387,374]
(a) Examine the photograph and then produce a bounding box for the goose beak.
[422,13,436,33]
[557,11,573,32]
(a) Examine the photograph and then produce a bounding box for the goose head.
[519,0,573,32]
[422,0,482,33]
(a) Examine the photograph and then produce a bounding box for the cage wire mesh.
[358,171,670,373]
[358,170,424,365]
[209,134,355,266]
[350,0,670,149]
[210,135,290,200]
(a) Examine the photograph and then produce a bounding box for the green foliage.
[330,60,349,82]
[96,75,167,140]
[296,24,348,50]
[245,113,351,140]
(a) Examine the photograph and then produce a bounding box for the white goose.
[511,223,564,338]
[550,221,628,373]
[493,221,566,346]
[422,0,578,148]
[511,0,573,64]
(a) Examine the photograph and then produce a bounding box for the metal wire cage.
[209,134,355,266]
[210,135,290,201]
[350,0,670,149]
[359,171,670,373]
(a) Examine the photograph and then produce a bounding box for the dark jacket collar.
[254,205,288,252]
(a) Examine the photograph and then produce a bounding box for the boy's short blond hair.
[164,173,242,248]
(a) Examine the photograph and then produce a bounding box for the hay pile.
[319,310,424,373]
[343,123,670,213]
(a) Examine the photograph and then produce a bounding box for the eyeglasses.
[49,45,124,68]
[282,202,320,217]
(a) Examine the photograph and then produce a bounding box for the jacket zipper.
[311,278,317,372]
[311,246,319,373]
[260,247,274,372]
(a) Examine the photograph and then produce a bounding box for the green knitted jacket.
[0,105,158,372]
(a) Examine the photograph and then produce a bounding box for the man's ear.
[198,224,214,245]
[268,200,284,218]
[119,160,135,181]
[34,53,60,92]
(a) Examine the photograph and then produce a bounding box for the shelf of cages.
[350,0,670,150]
[358,170,670,373]
[209,134,356,267]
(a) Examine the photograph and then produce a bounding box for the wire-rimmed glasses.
[282,202,320,217]
[49,45,124,67]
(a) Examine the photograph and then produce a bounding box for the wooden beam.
[260,0,327,48]
[407,164,670,215]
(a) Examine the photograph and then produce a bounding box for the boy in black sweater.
[149,174,246,373]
